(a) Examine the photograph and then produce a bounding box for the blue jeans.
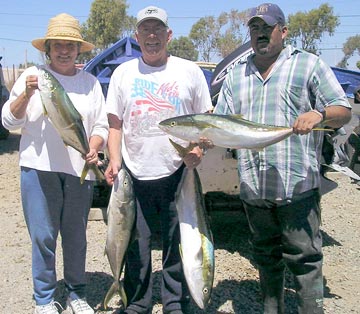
[21,167,93,305]
[242,190,324,314]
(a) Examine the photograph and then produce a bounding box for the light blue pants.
[20,167,93,305]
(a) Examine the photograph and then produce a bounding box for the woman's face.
[47,39,80,75]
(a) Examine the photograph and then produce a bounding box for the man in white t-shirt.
[104,6,213,314]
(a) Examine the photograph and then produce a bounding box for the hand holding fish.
[85,135,105,165]
[10,75,39,119]
[292,110,324,135]
[198,136,215,151]
[183,145,203,169]
[84,147,99,164]
[24,75,38,100]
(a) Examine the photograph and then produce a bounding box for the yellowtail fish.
[37,67,104,183]
[176,167,214,309]
[159,113,324,150]
[103,168,136,309]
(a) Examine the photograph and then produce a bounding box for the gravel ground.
[1,131,360,314]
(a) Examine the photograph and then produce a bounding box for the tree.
[216,10,248,58]
[337,35,360,69]
[189,16,220,62]
[80,0,134,62]
[168,37,198,61]
[189,10,248,62]
[287,4,339,55]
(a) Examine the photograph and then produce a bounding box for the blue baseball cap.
[247,3,285,26]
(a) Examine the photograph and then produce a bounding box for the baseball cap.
[136,6,168,28]
[247,3,285,26]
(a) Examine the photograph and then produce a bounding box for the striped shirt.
[214,45,351,201]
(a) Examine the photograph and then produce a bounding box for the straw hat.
[32,13,94,53]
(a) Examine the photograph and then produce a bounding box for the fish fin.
[313,122,334,132]
[80,164,90,184]
[169,138,197,158]
[313,127,334,132]
[229,114,244,120]
[103,280,120,310]
[91,163,106,182]
[312,119,336,132]
[42,105,48,116]
[80,163,105,184]
[179,244,183,260]
[119,281,128,308]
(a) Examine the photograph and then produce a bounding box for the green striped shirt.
[214,45,351,201]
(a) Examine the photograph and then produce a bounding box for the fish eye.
[203,287,209,294]
[170,121,176,126]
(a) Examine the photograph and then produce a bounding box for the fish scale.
[103,168,136,309]
[176,167,214,309]
[37,67,104,183]
[158,113,295,150]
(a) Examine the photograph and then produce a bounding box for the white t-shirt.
[2,65,108,180]
[106,56,213,180]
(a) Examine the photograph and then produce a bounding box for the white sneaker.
[34,301,61,314]
[66,298,94,314]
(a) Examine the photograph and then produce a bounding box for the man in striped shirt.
[214,3,351,313]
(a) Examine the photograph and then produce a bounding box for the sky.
[0,0,359,70]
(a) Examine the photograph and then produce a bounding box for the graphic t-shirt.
[106,56,212,180]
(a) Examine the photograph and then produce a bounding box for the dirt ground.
[1,130,360,314]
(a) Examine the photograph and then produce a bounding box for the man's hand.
[293,111,323,135]
[183,145,203,169]
[104,159,121,186]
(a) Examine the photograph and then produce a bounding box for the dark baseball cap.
[247,3,285,26]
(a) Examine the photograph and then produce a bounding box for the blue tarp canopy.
[84,37,360,100]
[331,67,360,98]
[83,36,213,97]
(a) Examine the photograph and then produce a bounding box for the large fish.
[176,167,215,309]
[159,113,305,150]
[103,168,136,309]
[37,67,104,183]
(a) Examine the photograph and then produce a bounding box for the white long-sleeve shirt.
[1,65,109,181]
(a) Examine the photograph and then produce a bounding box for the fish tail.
[80,163,105,184]
[313,119,335,132]
[119,281,128,308]
[313,126,334,132]
[169,138,197,158]
[91,163,106,182]
[169,139,190,157]
[103,280,120,310]
[80,164,90,184]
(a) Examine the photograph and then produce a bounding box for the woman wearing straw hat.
[1,13,108,314]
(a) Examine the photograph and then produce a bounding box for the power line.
[0,12,87,18]
[0,37,29,43]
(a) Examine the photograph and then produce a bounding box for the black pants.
[242,190,324,314]
[123,164,189,314]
